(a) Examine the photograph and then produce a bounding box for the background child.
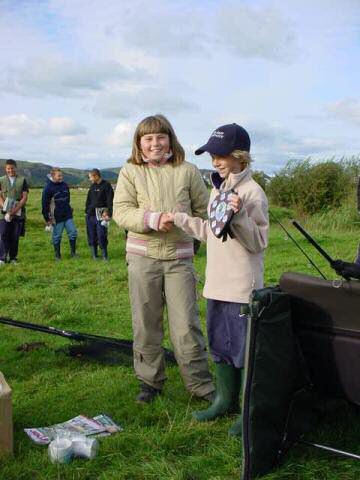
[85,168,114,261]
[113,114,214,404]
[42,167,78,260]
[169,123,269,435]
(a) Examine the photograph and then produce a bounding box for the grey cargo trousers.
[127,254,214,397]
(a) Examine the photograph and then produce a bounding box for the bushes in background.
[267,158,360,215]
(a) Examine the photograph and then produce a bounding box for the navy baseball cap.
[195,123,251,156]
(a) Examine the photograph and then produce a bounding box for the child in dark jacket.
[85,169,114,261]
[42,168,78,260]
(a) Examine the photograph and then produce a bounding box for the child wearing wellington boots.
[167,123,269,435]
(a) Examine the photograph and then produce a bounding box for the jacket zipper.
[157,168,165,257]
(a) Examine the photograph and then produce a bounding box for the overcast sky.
[0,0,359,173]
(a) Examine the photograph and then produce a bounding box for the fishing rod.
[0,317,132,346]
[292,221,334,264]
[300,440,360,461]
[0,317,176,363]
[291,221,360,281]
[269,211,327,280]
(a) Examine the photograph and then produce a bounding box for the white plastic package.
[48,433,99,464]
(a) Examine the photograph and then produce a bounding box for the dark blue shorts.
[207,299,248,368]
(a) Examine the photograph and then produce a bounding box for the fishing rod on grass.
[0,317,176,365]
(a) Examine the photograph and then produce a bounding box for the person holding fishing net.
[113,114,214,404]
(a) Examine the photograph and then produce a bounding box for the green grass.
[1,191,360,479]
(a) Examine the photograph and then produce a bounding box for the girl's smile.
[140,133,170,161]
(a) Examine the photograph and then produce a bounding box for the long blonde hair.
[128,114,185,166]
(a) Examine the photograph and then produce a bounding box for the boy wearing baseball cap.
[166,123,269,435]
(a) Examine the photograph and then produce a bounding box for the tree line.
[256,157,360,215]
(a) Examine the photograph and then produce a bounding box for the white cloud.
[0,0,358,172]
[279,138,343,157]
[1,57,146,98]
[112,1,209,57]
[57,135,88,146]
[48,0,296,62]
[93,87,197,119]
[248,122,350,170]
[0,1,57,64]
[0,114,44,137]
[106,122,133,147]
[49,117,87,136]
[327,98,360,127]
[215,4,296,62]
[0,113,87,139]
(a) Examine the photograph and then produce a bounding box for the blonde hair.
[128,114,185,166]
[230,150,252,169]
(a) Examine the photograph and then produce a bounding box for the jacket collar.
[47,174,64,186]
[211,166,251,191]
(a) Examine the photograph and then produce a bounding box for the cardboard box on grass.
[0,371,13,456]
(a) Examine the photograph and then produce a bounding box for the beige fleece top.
[174,167,269,303]
[113,161,209,260]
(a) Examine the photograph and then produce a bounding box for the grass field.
[1,189,360,480]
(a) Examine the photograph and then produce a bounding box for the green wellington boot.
[228,414,243,436]
[192,363,241,422]
[228,370,244,436]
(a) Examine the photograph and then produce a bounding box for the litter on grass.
[48,434,99,464]
[25,414,122,445]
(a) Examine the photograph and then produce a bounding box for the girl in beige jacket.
[168,123,269,435]
[113,114,214,404]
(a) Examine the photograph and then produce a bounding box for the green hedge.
[267,158,360,215]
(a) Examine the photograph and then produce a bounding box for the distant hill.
[0,159,213,187]
[0,159,120,187]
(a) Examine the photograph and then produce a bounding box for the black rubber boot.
[136,383,161,404]
[101,246,108,261]
[69,239,77,258]
[90,245,98,260]
[54,243,61,261]
[192,363,241,422]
